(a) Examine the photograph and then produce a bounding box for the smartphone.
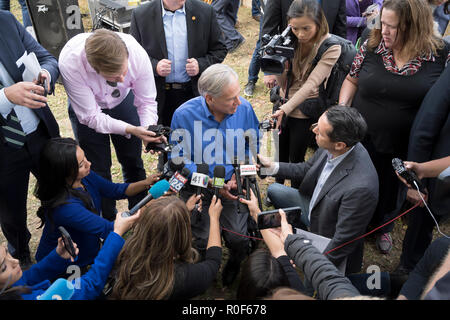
[58,226,77,258]
[257,206,302,230]
[37,72,48,97]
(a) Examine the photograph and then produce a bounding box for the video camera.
[145,124,176,153]
[260,25,295,75]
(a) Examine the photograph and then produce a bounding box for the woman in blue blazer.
[34,137,158,268]
[0,211,139,300]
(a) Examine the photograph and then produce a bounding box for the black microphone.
[122,179,171,217]
[168,167,191,193]
[191,163,210,197]
[212,165,225,197]
[161,157,185,180]
[232,156,249,214]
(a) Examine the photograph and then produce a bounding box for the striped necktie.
[0,82,26,148]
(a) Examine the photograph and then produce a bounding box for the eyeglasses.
[106,81,120,98]
[310,123,318,131]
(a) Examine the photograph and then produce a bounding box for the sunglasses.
[106,81,120,98]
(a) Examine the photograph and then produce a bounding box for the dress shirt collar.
[200,97,234,123]
[161,0,186,16]
[325,145,356,167]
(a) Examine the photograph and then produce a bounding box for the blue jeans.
[248,16,263,83]
[212,0,243,49]
[0,0,32,27]
[267,183,310,228]
[251,0,261,16]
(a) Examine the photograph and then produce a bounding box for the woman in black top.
[339,0,449,254]
[110,195,223,300]
[238,191,306,298]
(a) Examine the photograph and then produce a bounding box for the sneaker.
[376,233,393,254]
[243,81,256,97]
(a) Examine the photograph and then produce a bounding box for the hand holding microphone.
[121,179,171,217]
[212,165,225,198]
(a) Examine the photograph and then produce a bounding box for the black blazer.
[0,11,59,147]
[261,0,347,38]
[130,0,227,115]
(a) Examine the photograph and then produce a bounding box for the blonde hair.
[85,28,129,75]
[367,0,444,59]
[110,197,198,300]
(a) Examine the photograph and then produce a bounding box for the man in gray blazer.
[259,106,379,274]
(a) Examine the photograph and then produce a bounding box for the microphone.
[37,278,74,300]
[191,164,210,197]
[121,179,170,217]
[232,157,249,214]
[168,167,191,193]
[212,165,225,197]
[241,155,257,201]
[161,157,185,180]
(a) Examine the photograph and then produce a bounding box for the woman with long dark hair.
[34,137,159,268]
[271,0,342,189]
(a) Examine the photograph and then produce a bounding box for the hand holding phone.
[37,71,48,97]
[257,207,303,230]
[58,226,77,259]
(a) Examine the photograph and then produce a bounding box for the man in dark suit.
[395,65,450,275]
[130,0,227,129]
[0,10,59,268]
[259,106,379,274]
[261,0,347,88]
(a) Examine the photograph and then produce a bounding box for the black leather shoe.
[228,37,245,53]
[222,258,241,287]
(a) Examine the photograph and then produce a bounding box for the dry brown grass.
[2,0,449,300]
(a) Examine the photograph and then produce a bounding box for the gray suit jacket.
[276,142,379,274]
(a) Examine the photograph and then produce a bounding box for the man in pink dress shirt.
[59,29,162,220]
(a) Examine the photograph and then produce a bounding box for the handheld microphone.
[241,155,257,201]
[256,155,267,179]
[213,165,225,197]
[168,167,191,193]
[38,278,74,300]
[392,158,426,194]
[191,163,210,196]
[161,158,185,180]
[121,179,171,217]
[232,157,249,214]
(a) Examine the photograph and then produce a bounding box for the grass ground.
[2,0,449,300]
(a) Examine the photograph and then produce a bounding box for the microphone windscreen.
[213,165,225,178]
[38,278,74,300]
[149,179,170,199]
[181,167,191,178]
[197,163,209,175]
[169,157,185,172]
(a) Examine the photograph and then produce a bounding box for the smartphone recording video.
[257,207,302,230]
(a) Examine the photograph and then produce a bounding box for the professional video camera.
[145,124,176,153]
[260,25,295,75]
